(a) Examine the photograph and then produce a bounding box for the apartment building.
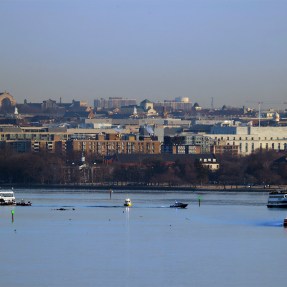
[68,138,161,156]
[0,125,160,155]
[0,126,67,152]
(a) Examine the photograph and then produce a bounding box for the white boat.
[267,190,287,208]
[0,191,16,205]
[124,198,132,207]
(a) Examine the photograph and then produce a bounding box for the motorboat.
[16,199,32,206]
[0,191,16,205]
[267,190,287,208]
[124,198,132,207]
[170,201,188,208]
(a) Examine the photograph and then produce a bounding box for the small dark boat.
[170,201,188,208]
[16,200,32,206]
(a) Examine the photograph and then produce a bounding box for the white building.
[209,122,287,155]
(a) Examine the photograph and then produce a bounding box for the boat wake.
[254,220,283,227]
[86,205,174,208]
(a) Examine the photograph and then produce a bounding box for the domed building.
[0,91,17,112]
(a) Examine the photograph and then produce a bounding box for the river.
[0,189,286,287]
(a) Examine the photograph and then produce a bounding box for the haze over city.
[1,0,286,109]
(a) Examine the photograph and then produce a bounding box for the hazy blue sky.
[1,0,286,108]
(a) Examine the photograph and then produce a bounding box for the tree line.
[0,147,286,187]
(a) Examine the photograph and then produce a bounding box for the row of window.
[238,142,287,153]
[0,133,63,141]
[76,142,158,154]
[216,136,286,141]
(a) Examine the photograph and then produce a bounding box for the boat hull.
[267,203,287,208]
[0,202,15,206]
[16,202,32,206]
[170,203,188,208]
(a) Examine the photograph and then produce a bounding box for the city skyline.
[1,0,287,109]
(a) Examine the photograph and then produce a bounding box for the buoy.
[11,210,14,223]
[198,195,201,207]
[283,218,287,228]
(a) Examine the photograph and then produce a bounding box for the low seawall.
[1,183,279,192]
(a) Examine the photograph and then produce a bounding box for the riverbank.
[2,183,284,192]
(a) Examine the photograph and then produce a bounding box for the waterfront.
[1,189,287,287]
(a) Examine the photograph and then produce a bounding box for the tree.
[243,150,280,185]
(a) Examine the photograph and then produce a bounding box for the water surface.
[0,189,286,287]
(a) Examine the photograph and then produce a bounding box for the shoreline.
[1,183,280,192]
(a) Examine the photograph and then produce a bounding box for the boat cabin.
[124,198,132,207]
[0,191,16,205]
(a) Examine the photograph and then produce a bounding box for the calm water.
[0,189,286,287]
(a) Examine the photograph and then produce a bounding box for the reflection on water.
[0,189,286,287]
[125,207,130,287]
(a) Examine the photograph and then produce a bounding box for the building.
[161,133,215,155]
[209,122,287,155]
[0,91,17,112]
[196,155,220,171]
[68,138,160,156]
[0,125,160,155]
[139,99,158,117]
[154,97,193,113]
[94,97,137,109]
[212,143,239,156]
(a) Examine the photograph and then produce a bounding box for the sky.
[1,0,287,109]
